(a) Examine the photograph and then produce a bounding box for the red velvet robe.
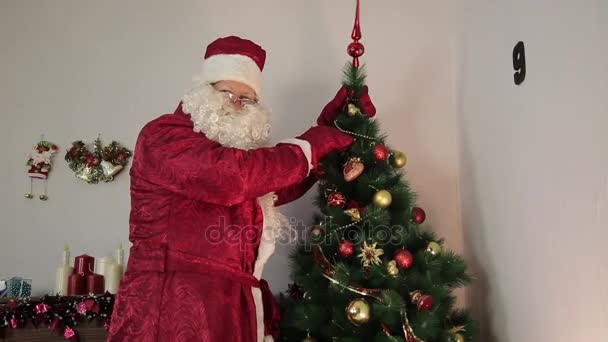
[107,103,315,342]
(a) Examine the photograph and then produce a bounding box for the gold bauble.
[310,225,324,240]
[387,260,399,277]
[373,190,392,208]
[427,241,442,256]
[346,298,371,325]
[391,151,407,168]
[451,333,465,342]
[347,103,361,116]
[24,193,33,199]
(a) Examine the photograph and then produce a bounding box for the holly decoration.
[65,138,131,184]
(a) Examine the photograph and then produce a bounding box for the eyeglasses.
[218,90,258,106]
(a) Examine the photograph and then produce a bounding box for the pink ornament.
[35,303,50,314]
[10,318,18,329]
[64,326,76,340]
[50,318,59,332]
[76,302,87,315]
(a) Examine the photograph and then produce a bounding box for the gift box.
[2,277,32,298]
[0,279,6,297]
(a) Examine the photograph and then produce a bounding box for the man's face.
[212,80,257,111]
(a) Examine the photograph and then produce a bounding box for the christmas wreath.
[65,138,132,184]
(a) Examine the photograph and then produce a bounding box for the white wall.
[0,0,463,301]
[455,0,608,340]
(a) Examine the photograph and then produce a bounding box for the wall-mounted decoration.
[513,41,526,85]
[25,139,59,200]
[65,136,132,184]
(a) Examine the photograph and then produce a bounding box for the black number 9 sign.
[513,41,526,85]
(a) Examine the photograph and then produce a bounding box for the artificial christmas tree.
[279,2,476,341]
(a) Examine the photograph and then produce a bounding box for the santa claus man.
[107,36,357,341]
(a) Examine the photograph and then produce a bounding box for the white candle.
[97,257,115,292]
[54,243,73,295]
[105,262,123,294]
[62,243,70,265]
[116,242,124,265]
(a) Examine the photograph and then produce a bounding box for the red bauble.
[327,192,346,207]
[373,144,389,162]
[346,199,360,210]
[418,295,434,311]
[411,291,435,311]
[412,207,426,223]
[347,42,365,58]
[338,240,355,258]
[394,249,414,270]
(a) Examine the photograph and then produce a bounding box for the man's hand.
[296,126,354,172]
[316,85,377,126]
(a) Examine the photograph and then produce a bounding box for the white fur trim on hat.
[200,54,262,96]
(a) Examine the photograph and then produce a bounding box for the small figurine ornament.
[25,138,58,200]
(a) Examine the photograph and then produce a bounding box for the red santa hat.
[200,36,267,96]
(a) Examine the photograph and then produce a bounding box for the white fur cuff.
[278,138,313,176]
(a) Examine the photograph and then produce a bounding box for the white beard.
[180,82,290,240]
[181,83,272,150]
